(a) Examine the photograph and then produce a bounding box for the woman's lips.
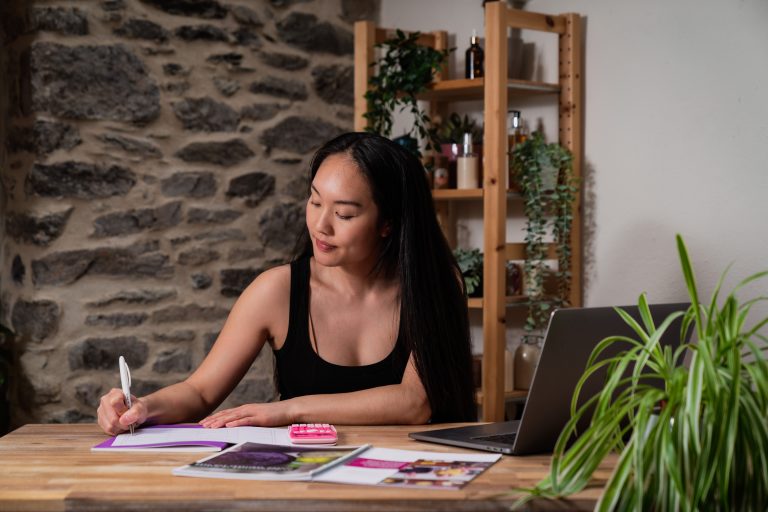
[315,239,336,252]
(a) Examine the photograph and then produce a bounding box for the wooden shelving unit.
[354,4,583,422]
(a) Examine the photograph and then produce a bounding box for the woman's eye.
[309,200,320,207]
[335,212,354,220]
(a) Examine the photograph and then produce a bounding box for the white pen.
[118,356,134,436]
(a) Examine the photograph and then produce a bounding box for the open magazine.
[173,442,500,489]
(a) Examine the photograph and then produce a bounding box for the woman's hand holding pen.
[97,388,147,436]
[200,401,295,429]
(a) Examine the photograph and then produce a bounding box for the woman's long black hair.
[295,132,476,422]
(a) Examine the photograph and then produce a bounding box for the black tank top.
[274,257,409,399]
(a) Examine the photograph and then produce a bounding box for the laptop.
[409,303,692,455]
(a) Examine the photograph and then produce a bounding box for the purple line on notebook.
[93,424,230,449]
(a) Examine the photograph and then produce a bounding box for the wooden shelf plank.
[467,295,530,309]
[418,78,560,102]
[432,189,523,201]
[475,389,528,404]
[432,189,483,200]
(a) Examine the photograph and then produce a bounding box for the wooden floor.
[0,423,615,511]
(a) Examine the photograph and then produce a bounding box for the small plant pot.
[514,334,543,390]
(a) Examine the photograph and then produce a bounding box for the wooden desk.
[0,424,613,511]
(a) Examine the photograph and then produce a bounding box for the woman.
[97,132,475,435]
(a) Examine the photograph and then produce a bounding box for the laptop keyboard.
[472,432,517,445]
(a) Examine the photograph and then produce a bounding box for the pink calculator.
[288,423,338,445]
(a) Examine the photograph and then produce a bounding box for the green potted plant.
[454,248,483,298]
[510,131,577,335]
[515,235,768,510]
[436,112,483,160]
[364,29,450,158]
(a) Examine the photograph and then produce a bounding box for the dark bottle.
[465,30,484,79]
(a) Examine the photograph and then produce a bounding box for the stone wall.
[0,0,376,426]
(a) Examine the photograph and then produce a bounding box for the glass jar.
[514,334,543,390]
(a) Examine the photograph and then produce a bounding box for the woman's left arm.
[200,355,432,427]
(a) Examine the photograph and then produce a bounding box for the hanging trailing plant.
[510,131,577,334]
[363,30,450,157]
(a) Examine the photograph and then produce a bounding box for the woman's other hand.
[97,388,148,436]
[199,402,295,428]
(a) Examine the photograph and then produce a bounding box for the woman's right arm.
[96,265,291,435]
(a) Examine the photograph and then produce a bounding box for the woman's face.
[306,153,385,269]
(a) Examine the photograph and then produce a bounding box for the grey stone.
[31,43,160,123]
[153,348,192,373]
[259,52,308,71]
[175,139,254,166]
[7,120,81,156]
[50,409,95,424]
[153,330,195,342]
[92,201,183,238]
[87,289,177,307]
[227,377,277,404]
[270,0,312,7]
[220,268,260,297]
[32,241,173,286]
[171,236,191,246]
[172,97,239,132]
[177,248,220,266]
[213,77,240,97]
[12,256,25,285]
[151,304,229,323]
[75,382,103,408]
[131,379,164,397]
[282,175,309,200]
[231,5,262,26]
[240,103,283,121]
[258,202,304,252]
[203,332,218,353]
[97,133,162,158]
[5,208,73,246]
[33,7,89,36]
[68,336,149,370]
[276,12,353,55]
[191,273,213,289]
[232,27,261,48]
[227,247,264,263]
[101,1,126,11]
[160,171,216,198]
[206,52,243,66]
[140,0,227,19]
[114,18,170,42]
[85,313,149,328]
[312,64,353,106]
[162,63,186,76]
[274,158,302,165]
[163,80,191,95]
[340,0,379,23]
[194,229,246,244]
[175,24,229,42]
[11,299,60,343]
[27,161,136,199]
[249,76,307,101]
[226,172,275,207]
[187,207,242,224]
[260,116,344,154]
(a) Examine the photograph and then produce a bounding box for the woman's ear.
[381,222,392,238]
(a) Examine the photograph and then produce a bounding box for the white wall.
[380,0,768,325]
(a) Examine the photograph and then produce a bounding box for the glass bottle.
[514,334,543,390]
[456,132,479,189]
[465,30,484,79]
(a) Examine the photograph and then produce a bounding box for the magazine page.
[172,442,370,481]
[313,447,501,490]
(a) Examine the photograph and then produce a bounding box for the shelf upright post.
[354,21,376,132]
[558,14,584,307]
[481,0,509,422]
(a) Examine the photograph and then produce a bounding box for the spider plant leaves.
[517,234,768,510]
